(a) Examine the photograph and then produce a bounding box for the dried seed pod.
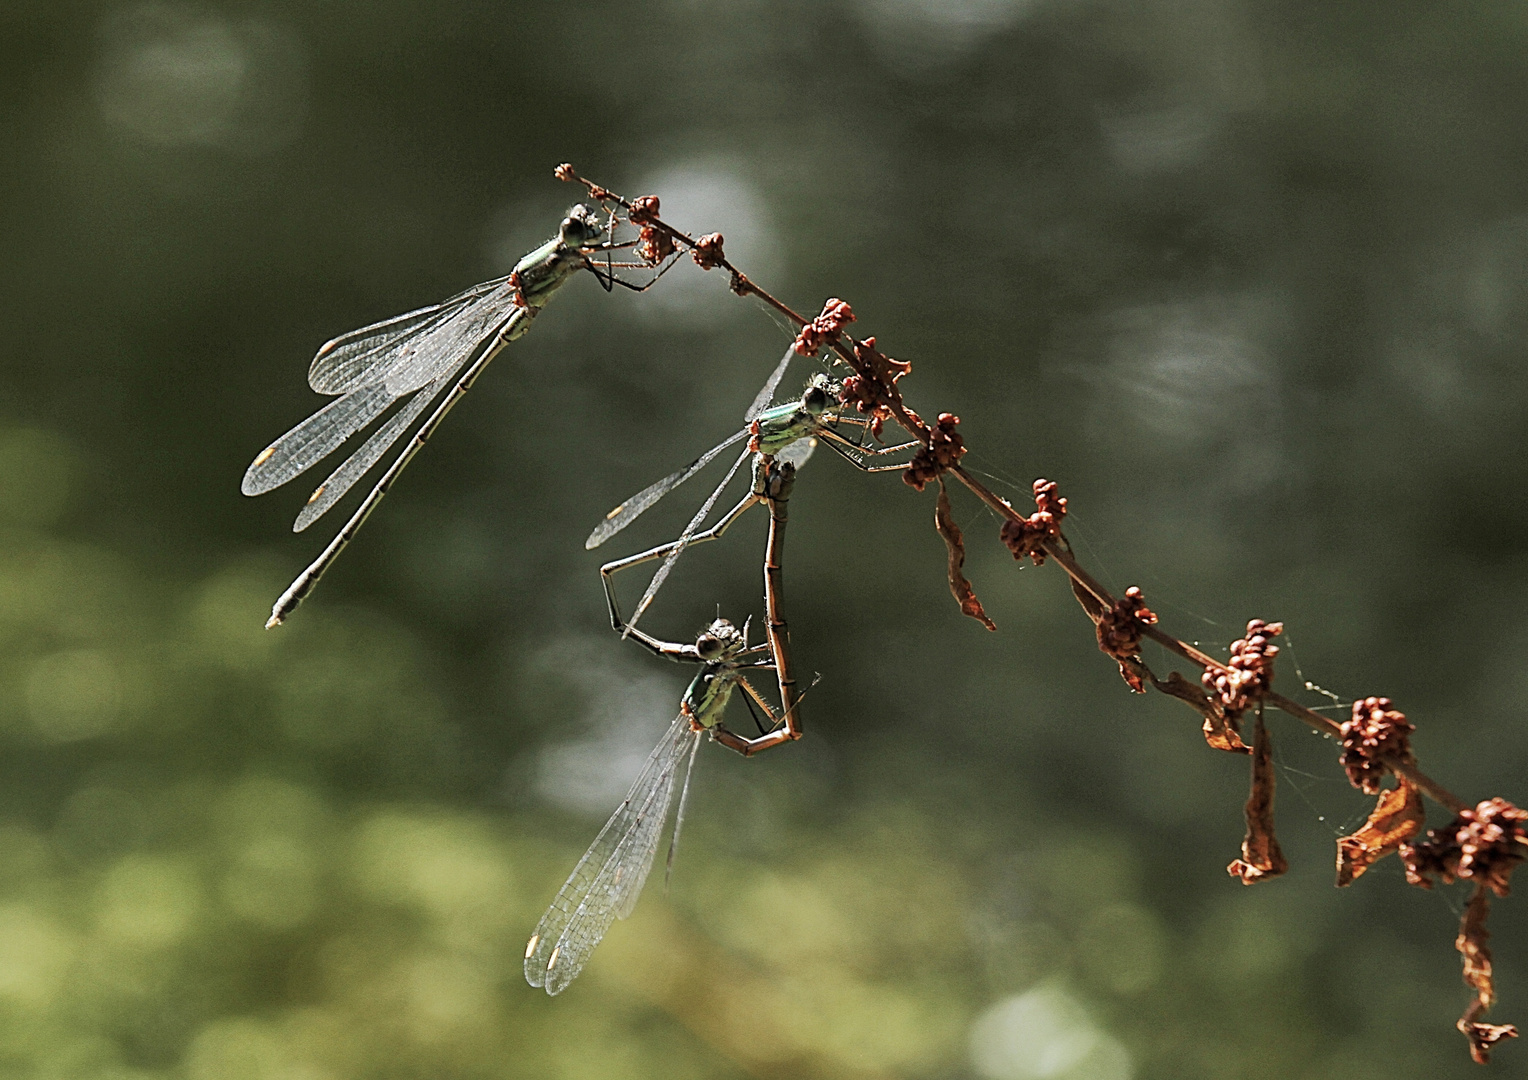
[1339,696,1415,795]
[793,298,856,356]
[1000,478,1067,565]
[1096,587,1158,691]
[903,413,966,491]
[1202,619,1282,721]
[1402,797,1528,896]
[691,232,726,269]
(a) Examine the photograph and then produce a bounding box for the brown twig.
[555,162,1475,812]
[556,164,1519,1060]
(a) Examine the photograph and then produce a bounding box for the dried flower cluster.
[838,335,910,438]
[690,232,726,269]
[1403,798,1528,896]
[1202,619,1282,722]
[1095,587,1158,692]
[903,413,966,491]
[1339,696,1417,795]
[553,165,1526,1062]
[1000,478,1067,565]
[628,195,676,264]
[792,297,856,357]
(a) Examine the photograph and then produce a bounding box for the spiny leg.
[583,250,683,293]
[710,676,798,757]
[760,459,802,743]
[819,425,919,461]
[823,414,924,456]
[739,689,770,737]
[599,491,763,642]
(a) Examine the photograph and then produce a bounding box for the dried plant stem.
[557,165,1514,1059]
[565,164,1466,815]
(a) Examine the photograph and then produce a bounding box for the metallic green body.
[680,663,741,729]
[751,399,823,456]
[512,236,586,308]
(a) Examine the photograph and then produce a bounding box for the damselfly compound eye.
[560,217,588,245]
[560,205,601,246]
[696,633,723,659]
[803,385,829,415]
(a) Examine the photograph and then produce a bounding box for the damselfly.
[242,203,673,628]
[587,351,917,634]
[524,615,793,995]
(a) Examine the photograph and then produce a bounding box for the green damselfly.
[588,349,917,634]
[242,204,675,627]
[524,615,793,995]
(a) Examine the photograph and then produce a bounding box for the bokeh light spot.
[95,854,204,948]
[95,4,308,154]
[184,1016,320,1080]
[969,985,1132,1080]
[0,904,77,1006]
[1075,902,1166,995]
[851,0,1037,67]
[222,835,317,930]
[350,812,512,935]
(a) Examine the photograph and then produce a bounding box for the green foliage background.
[2,1,1527,1077]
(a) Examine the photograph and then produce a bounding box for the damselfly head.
[559,204,604,248]
[801,373,842,416]
[695,618,744,660]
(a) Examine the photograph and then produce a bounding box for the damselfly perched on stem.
[241,202,679,628]
[527,447,823,995]
[588,351,916,635]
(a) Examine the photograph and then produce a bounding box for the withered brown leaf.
[1071,577,1105,621]
[1151,671,1250,754]
[935,479,996,631]
[1228,713,1288,884]
[1336,780,1425,887]
[1457,882,1519,1063]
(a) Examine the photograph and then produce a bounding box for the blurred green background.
[2,0,1527,1077]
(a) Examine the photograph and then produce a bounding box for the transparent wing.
[544,731,691,994]
[777,435,817,470]
[307,307,449,396]
[583,344,799,551]
[241,382,397,496]
[245,282,521,498]
[664,733,702,886]
[307,275,513,395]
[625,446,752,633]
[525,713,694,994]
[291,371,454,532]
[584,428,749,551]
[743,344,798,422]
[380,280,520,397]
